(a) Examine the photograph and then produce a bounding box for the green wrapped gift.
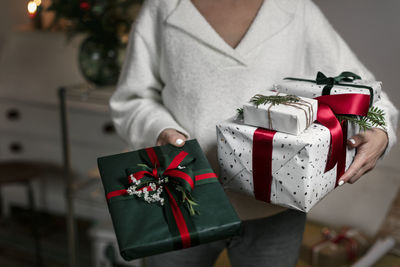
[97,139,241,260]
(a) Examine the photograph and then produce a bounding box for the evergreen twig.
[175,185,200,216]
[337,106,386,131]
[250,94,300,107]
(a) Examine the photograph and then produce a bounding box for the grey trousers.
[146,209,306,267]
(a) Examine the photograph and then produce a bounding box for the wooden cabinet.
[0,31,126,220]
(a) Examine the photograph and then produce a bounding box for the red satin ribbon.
[195,173,218,181]
[316,94,370,116]
[165,187,191,248]
[253,128,276,202]
[252,93,370,201]
[315,94,369,177]
[315,102,343,172]
[107,189,128,200]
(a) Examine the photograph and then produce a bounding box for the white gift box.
[216,118,358,212]
[243,91,318,135]
[274,78,381,105]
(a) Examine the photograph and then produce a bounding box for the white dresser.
[0,31,127,220]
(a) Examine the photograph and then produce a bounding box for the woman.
[110,0,398,266]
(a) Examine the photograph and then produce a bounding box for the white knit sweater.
[110,0,398,219]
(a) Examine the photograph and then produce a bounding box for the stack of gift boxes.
[217,71,384,212]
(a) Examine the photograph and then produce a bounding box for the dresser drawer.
[0,133,61,163]
[67,108,126,148]
[0,101,60,140]
[0,100,126,149]
[0,133,126,175]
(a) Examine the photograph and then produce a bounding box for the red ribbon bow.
[253,93,370,202]
[106,147,218,249]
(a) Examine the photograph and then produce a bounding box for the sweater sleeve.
[109,9,189,149]
[303,0,399,157]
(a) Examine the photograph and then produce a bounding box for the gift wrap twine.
[262,93,315,130]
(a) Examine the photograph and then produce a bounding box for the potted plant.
[48,0,142,86]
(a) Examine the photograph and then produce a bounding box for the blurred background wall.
[1,0,399,104]
[317,0,400,106]
[0,0,31,52]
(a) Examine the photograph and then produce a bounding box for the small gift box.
[243,91,318,135]
[300,222,370,267]
[217,118,358,212]
[98,139,241,260]
[274,71,381,106]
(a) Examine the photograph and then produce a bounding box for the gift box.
[274,71,381,106]
[217,118,358,212]
[243,91,318,135]
[98,139,241,260]
[217,76,384,212]
[300,222,370,267]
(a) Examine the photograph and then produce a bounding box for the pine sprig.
[367,106,386,128]
[337,106,386,131]
[175,185,200,216]
[250,94,300,107]
[236,94,300,117]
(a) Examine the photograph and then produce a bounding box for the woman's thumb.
[168,131,187,147]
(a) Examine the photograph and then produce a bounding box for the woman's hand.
[156,128,187,147]
[338,128,388,185]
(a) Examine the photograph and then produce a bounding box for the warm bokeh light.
[33,0,42,6]
[27,1,37,16]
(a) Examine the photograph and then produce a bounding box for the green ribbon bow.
[285,71,374,106]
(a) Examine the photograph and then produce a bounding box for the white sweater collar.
[166,0,297,66]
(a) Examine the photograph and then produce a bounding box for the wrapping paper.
[274,79,381,105]
[217,118,358,212]
[243,91,318,135]
[98,139,241,260]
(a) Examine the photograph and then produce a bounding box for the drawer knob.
[102,122,116,135]
[9,142,23,154]
[6,108,21,121]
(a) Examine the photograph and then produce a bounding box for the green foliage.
[337,106,386,131]
[136,163,152,172]
[250,94,300,107]
[47,0,143,43]
[175,185,200,216]
[236,108,244,116]
[236,94,300,117]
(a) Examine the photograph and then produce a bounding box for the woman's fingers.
[348,160,376,183]
[338,151,366,184]
[338,129,387,185]
[347,134,365,149]
[156,129,187,147]
[338,133,367,184]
